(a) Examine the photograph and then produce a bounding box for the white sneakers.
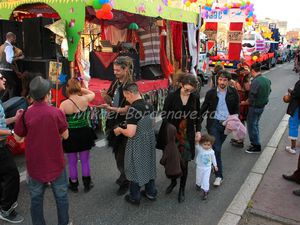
[285,146,297,154]
[213,177,223,186]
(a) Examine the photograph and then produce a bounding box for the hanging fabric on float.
[187,23,198,76]
[171,21,183,69]
[138,25,161,66]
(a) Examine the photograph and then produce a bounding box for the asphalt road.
[4,63,298,225]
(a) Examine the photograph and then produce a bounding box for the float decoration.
[201,0,257,26]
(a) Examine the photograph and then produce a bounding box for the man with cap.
[0,32,24,101]
[245,62,271,154]
[14,76,70,225]
[0,73,24,223]
[199,70,240,186]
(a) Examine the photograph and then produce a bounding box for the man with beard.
[199,70,240,186]
[0,32,23,100]
[100,56,133,195]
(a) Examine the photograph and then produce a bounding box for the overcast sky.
[251,0,300,29]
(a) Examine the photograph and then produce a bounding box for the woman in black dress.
[161,73,201,203]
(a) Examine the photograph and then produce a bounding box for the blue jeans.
[288,107,300,140]
[27,170,69,225]
[247,107,264,146]
[130,179,156,201]
[208,120,227,179]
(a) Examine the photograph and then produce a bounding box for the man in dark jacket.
[245,62,271,153]
[200,70,240,186]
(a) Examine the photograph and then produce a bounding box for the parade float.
[200,0,276,69]
[0,0,206,130]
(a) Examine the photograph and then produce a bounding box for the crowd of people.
[0,52,273,224]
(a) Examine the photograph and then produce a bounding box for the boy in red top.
[14,76,70,225]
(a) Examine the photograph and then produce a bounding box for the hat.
[29,76,52,100]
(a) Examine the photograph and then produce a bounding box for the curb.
[217,114,289,225]
[249,208,300,225]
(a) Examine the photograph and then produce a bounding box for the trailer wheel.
[265,59,272,70]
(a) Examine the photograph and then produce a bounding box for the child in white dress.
[195,134,218,200]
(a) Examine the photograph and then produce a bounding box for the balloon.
[207,0,213,5]
[102,3,112,13]
[248,12,253,17]
[252,56,258,61]
[223,9,228,15]
[103,11,113,20]
[93,0,102,9]
[217,61,221,65]
[185,0,191,7]
[99,0,109,4]
[96,10,104,19]
[221,61,225,65]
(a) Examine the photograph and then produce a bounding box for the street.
[4,63,298,225]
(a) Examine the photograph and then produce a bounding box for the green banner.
[113,0,198,24]
[0,0,200,60]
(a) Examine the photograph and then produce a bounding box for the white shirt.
[4,41,14,64]
[195,144,217,168]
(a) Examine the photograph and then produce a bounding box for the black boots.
[165,179,177,194]
[68,178,79,193]
[69,177,94,193]
[178,187,185,203]
[82,176,94,193]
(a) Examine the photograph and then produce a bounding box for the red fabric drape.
[171,21,183,69]
[126,30,145,60]
[228,22,243,61]
[160,26,174,79]
[205,22,218,30]
[101,23,106,40]
[205,22,218,53]
[94,52,119,68]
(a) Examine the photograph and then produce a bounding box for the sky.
[251,0,300,29]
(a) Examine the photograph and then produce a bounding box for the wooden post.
[70,61,75,78]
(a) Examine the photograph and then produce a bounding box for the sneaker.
[0,209,24,223]
[245,145,261,154]
[141,190,156,201]
[293,189,300,196]
[285,146,297,154]
[213,177,223,186]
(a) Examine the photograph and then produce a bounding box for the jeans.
[27,169,69,225]
[288,107,300,140]
[130,179,156,201]
[0,146,20,211]
[208,119,227,179]
[247,107,264,146]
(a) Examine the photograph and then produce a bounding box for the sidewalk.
[239,128,300,225]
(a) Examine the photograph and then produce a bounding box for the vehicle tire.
[265,59,272,70]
